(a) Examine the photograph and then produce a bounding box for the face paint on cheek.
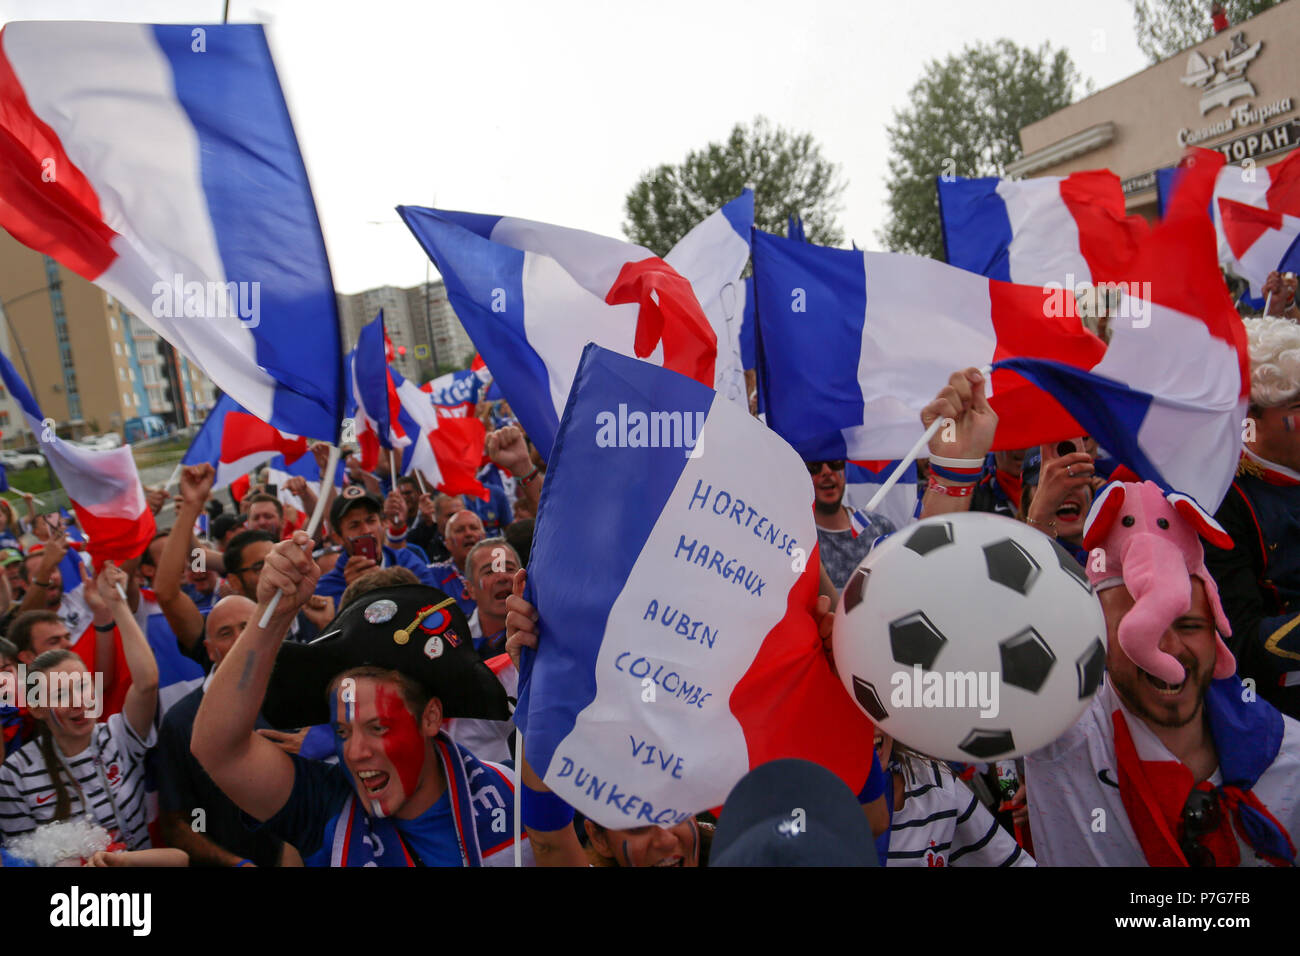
[375,686,426,800]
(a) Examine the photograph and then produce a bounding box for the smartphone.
[1056,439,1082,457]
[349,534,378,563]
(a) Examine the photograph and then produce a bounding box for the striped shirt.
[0,714,156,850]
[886,760,1034,867]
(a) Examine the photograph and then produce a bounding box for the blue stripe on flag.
[936,176,1013,281]
[740,275,756,371]
[515,344,713,778]
[152,25,343,442]
[427,210,505,241]
[397,206,561,458]
[995,358,1164,488]
[182,393,239,467]
[751,229,866,459]
[720,190,755,243]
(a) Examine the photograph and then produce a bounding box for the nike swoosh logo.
[1097,769,1119,789]
[34,792,54,804]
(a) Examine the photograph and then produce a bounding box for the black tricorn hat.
[262,584,512,729]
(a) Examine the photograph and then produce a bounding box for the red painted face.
[333,677,429,818]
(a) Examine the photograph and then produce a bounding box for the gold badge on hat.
[393,595,458,646]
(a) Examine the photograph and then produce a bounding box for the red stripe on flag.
[1218,197,1283,259]
[426,417,488,500]
[986,279,1107,451]
[729,544,873,794]
[605,256,718,388]
[1059,170,1149,285]
[1264,148,1300,217]
[71,501,156,568]
[0,32,119,281]
[220,411,308,467]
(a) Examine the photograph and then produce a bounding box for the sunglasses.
[806,460,846,476]
[1179,788,1220,867]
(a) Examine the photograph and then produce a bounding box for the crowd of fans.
[1,274,1300,868]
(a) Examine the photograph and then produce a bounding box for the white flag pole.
[514,732,524,868]
[863,365,992,514]
[258,443,341,628]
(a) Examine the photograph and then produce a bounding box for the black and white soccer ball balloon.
[832,511,1106,762]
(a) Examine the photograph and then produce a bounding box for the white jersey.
[887,759,1034,867]
[1026,680,1300,866]
[0,713,157,850]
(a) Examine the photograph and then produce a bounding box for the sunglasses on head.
[806,460,846,476]
[1179,788,1221,867]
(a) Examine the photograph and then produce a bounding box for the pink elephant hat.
[1081,479,1236,685]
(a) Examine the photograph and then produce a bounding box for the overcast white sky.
[2,0,1153,293]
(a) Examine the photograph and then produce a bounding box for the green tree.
[1132,0,1278,63]
[623,116,846,256]
[879,40,1086,262]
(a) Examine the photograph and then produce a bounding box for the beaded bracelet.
[926,475,974,497]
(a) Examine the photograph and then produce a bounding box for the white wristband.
[928,452,986,469]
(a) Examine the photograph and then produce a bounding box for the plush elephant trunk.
[1116,533,1194,685]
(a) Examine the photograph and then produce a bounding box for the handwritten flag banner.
[515,344,874,828]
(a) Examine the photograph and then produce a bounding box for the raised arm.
[19,534,68,615]
[486,425,543,514]
[155,465,211,650]
[919,368,997,519]
[192,532,320,822]
[97,563,159,741]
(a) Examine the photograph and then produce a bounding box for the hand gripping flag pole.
[863,365,992,514]
[258,444,342,628]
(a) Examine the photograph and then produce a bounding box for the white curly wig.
[1246,316,1300,408]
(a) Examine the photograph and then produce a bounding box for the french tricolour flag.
[350,313,486,498]
[515,344,874,828]
[0,352,153,566]
[0,22,344,442]
[1217,198,1300,307]
[397,192,753,460]
[182,394,310,490]
[751,228,1108,462]
[937,170,1149,286]
[997,150,1250,512]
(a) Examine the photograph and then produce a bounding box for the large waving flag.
[397,192,753,459]
[0,353,153,566]
[997,150,1249,511]
[350,313,486,498]
[751,228,1108,461]
[938,170,1148,286]
[0,21,344,442]
[515,344,875,828]
[182,394,310,489]
[1218,198,1300,307]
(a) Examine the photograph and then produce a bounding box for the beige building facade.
[1010,2,1299,217]
[0,229,215,446]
